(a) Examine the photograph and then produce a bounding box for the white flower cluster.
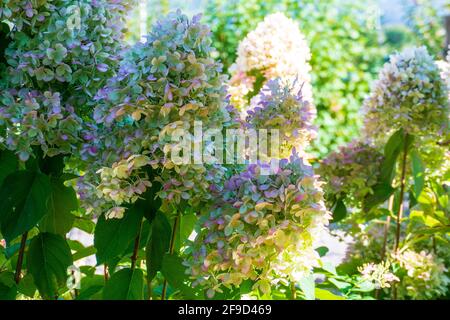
[358,261,399,289]
[394,249,449,299]
[229,13,313,109]
[363,46,449,143]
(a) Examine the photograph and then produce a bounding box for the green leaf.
[17,273,37,298]
[27,233,73,300]
[39,154,65,177]
[0,272,17,300]
[76,275,104,300]
[380,129,404,185]
[73,245,96,262]
[0,150,18,186]
[298,274,315,300]
[175,213,197,250]
[94,207,143,265]
[39,178,77,236]
[315,288,345,300]
[329,278,352,292]
[0,170,51,242]
[354,280,376,292]
[363,183,395,213]
[332,199,347,222]
[73,218,96,234]
[161,254,199,299]
[103,268,144,300]
[411,150,425,198]
[316,246,329,257]
[146,212,171,281]
[320,261,337,276]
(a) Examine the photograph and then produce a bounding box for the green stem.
[381,195,394,261]
[290,282,297,300]
[161,213,181,300]
[14,232,28,284]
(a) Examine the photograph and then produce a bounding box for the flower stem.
[14,232,28,284]
[104,264,109,282]
[381,195,394,261]
[290,282,297,300]
[161,212,181,300]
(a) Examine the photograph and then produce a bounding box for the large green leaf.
[363,183,395,213]
[102,268,144,300]
[39,178,77,235]
[146,212,171,281]
[76,275,104,300]
[0,271,17,300]
[161,254,199,299]
[174,213,197,250]
[331,199,347,223]
[0,170,51,242]
[380,129,404,185]
[94,207,143,265]
[0,150,18,186]
[27,233,73,300]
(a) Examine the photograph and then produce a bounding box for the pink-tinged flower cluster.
[186,151,331,297]
[318,141,384,208]
[87,11,235,215]
[0,0,127,160]
[244,78,317,158]
[228,13,313,109]
[393,249,449,299]
[363,47,449,144]
[358,261,399,289]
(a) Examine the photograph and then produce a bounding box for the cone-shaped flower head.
[186,151,331,297]
[363,46,449,144]
[228,12,313,109]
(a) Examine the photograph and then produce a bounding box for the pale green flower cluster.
[0,0,126,160]
[363,46,449,143]
[186,152,331,297]
[228,12,313,109]
[358,261,399,289]
[394,249,450,300]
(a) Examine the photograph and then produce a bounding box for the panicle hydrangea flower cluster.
[393,249,449,300]
[363,46,449,144]
[86,11,235,215]
[186,152,331,297]
[228,12,313,109]
[0,0,127,160]
[419,48,450,180]
[318,141,384,208]
[244,79,317,158]
[358,261,399,289]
